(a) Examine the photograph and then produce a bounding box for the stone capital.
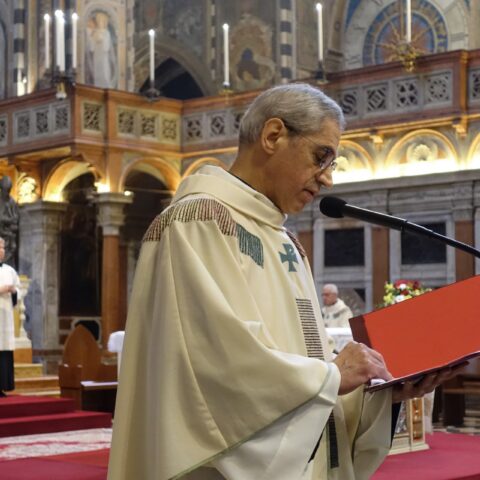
[95,192,133,236]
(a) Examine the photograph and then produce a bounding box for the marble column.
[18,201,66,371]
[96,193,133,348]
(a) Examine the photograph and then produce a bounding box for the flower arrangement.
[382,279,431,306]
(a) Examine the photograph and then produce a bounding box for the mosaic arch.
[43,160,102,201]
[344,0,468,69]
[385,129,457,176]
[119,157,181,193]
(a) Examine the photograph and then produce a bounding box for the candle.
[72,13,78,70]
[148,29,155,85]
[44,14,50,70]
[406,0,412,43]
[316,3,323,62]
[222,23,230,88]
[54,10,65,72]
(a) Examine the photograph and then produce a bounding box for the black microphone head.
[319,196,347,218]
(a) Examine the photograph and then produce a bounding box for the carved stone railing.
[2,49,480,158]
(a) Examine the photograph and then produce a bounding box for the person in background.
[0,237,20,397]
[321,283,353,328]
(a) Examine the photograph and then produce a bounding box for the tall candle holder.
[314,60,328,85]
[52,66,76,100]
[143,82,162,101]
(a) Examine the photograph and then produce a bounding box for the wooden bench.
[59,325,118,414]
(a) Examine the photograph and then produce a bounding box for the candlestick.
[44,14,51,70]
[54,10,65,72]
[222,23,230,88]
[406,0,412,43]
[316,3,323,62]
[148,29,155,85]
[72,13,78,70]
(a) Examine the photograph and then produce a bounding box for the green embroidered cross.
[279,243,298,272]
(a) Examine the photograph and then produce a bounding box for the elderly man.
[108,83,458,480]
[321,284,353,328]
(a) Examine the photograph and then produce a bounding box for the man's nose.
[316,168,333,188]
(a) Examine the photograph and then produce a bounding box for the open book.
[349,275,480,392]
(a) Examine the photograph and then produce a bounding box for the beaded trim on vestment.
[143,197,264,267]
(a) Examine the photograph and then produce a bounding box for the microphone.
[319,196,480,259]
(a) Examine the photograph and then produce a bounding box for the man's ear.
[260,118,288,155]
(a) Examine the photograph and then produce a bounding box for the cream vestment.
[108,166,392,480]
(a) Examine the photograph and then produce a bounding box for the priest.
[108,83,456,480]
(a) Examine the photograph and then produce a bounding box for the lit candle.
[44,14,50,70]
[54,10,65,72]
[316,3,323,62]
[222,23,230,88]
[406,0,412,43]
[148,29,155,85]
[72,12,78,70]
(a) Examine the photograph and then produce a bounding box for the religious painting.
[0,21,5,99]
[136,0,162,31]
[164,0,204,58]
[230,15,275,91]
[85,10,118,89]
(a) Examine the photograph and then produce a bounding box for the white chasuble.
[108,166,392,480]
[0,263,20,351]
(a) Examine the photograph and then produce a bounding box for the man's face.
[262,118,341,214]
[322,289,337,306]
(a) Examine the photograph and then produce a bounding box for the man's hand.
[392,363,467,403]
[333,342,393,395]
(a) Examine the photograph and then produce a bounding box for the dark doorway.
[59,173,101,316]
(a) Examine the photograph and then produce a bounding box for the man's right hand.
[333,341,393,395]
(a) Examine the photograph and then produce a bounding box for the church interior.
[1,0,480,478]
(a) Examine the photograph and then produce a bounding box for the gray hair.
[239,83,345,145]
[322,283,338,294]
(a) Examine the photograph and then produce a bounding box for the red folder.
[349,275,480,392]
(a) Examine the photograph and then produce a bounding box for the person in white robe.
[108,83,458,480]
[0,237,20,396]
[321,284,353,328]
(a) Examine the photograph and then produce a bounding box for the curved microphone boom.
[319,196,480,259]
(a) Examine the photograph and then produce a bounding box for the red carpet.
[0,432,478,479]
[0,449,109,480]
[0,395,111,437]
[373,432,480,480]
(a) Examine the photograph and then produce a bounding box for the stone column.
[96,193,133,348]
[18,201,66,372]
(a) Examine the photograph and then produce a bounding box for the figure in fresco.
[0,23,6,99]
[0,176,19,268]
[85,11,118,89]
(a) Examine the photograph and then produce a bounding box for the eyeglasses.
[282,120,338,172]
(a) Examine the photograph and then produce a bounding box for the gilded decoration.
[17,176,39,204]
[230,14,275,91]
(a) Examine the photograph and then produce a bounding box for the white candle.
[406,0,412,43]
[44,14,50,70]
[54,10,65,72]
[316,3,323,62]
[222,23,230,87]
[148,29,155,84]
[72,13,78,70]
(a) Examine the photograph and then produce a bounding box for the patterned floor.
[0,428,112,460]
